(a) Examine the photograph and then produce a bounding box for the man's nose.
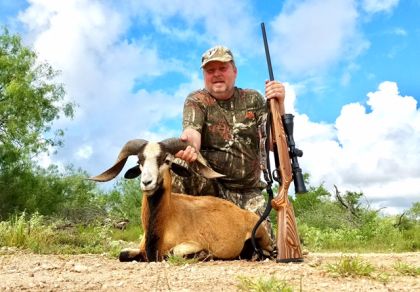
[213,69,223,76]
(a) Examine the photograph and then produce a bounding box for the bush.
[0,212,120,255]
[98,178,143,226]
[0,212,55,252]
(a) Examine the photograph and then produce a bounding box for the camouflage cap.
[201,45,234,68]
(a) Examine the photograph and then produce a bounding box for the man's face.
[203,61,237,100]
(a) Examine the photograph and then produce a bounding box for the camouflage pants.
[171,158,275,242]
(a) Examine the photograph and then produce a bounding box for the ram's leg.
[119,238,147,262]
[171,241,210,260]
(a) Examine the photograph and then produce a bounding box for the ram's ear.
[194,153,225,179]
[170,162,191,177]
[124,165,141,179]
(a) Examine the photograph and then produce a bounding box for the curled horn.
[160,138,225,179]
[89,139,148,182]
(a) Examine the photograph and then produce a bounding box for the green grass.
[325,257,419,283]
[237,276,294,292]
[110,225,142,242]
[0,212,56,252]
[166,254,199,266]
[298,222,420,252]
[326,256,375,277]
[0,212,125,256]
[393,260,420,276]
[1,211,418,260]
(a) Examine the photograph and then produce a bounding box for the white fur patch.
[143,142,161,158]
[141,143,162,191]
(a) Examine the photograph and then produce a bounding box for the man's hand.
[175,128,201,163]
[265,80,285,115]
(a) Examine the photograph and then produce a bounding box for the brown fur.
[121,168,273,262]
[89,139,273,262]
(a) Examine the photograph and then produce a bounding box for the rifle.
[261,22,307,263]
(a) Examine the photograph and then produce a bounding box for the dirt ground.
[0,248,418,291]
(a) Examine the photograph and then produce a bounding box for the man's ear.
[124,165,141,179]
[171,162,191,177]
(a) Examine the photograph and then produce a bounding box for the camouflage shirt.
[183,87,267,190]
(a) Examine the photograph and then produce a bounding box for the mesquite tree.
[0,28,74,159]
[0,28,75,218]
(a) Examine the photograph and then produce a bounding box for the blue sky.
[1,0,419,214]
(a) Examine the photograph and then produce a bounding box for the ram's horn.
[89,139,148,182]
[160,138,225,179]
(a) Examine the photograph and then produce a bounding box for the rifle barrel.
[261,23,275,81]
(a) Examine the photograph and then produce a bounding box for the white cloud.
[75,145,93,160]
[14,0,195,176]
[17,1,172,115]
[390,27,407,36]
[33,145,65,172]
[362,0,400,14]
[269,0,369,76]
[295,81,420,214]
[126,0,257,53]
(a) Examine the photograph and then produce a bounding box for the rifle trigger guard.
[272,169,281,183]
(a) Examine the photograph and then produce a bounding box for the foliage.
[292,184,354,230]
[0,27,77,219]
[393,260,420,276]
[0,212,119,255]
[237,276,293,292]
[297,212,419,252]
[110,224,142,242]
[0,212,55,251]
[407,202,420,221]
[97,178,143,226]
[394,202,420,231]
[288,179,420,252]
[0,162,104,220]
[261,175,420,253]
[326,256,375,277]
[0,28,74,158]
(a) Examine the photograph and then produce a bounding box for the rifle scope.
[282,114,307,194]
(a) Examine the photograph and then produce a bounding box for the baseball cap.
[201,45,234,68]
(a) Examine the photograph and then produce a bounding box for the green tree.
[0,28,74,160]
[0,161,103,220]
[0,28,75,219]
[100,178,143,226]
[407,202,420,222]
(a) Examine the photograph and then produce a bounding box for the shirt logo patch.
[245,111,255,119]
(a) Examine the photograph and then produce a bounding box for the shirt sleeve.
[182,91,206,133]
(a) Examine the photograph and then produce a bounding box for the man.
[173,45,285,220]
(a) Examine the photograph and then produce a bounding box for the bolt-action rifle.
[260,22,307,263]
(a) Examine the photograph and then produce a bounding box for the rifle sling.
[251,105,278,258]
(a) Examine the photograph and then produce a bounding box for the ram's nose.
[142,179,152,187]
[141,173,156,191]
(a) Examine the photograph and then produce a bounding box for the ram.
[90,138,273,261]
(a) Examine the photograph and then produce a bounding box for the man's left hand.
[265,80,285,103]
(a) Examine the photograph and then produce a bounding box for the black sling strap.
[251,106,281,258]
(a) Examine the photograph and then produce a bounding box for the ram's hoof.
[119,249,143,262]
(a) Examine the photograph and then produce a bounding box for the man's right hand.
[175,128,201,163]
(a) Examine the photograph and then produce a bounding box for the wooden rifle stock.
[261,23,304,263]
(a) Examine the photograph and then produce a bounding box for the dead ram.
[90,138,273,261]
